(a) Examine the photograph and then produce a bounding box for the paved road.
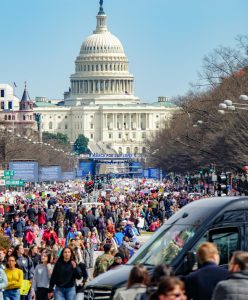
[138,233,153,246]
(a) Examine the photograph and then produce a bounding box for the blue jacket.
[185,262,229,300]
[114,232,124,246]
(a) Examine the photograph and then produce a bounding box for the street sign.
[2,176,12,180]
[5,179,24,186]
[0,179,5,186]
[4,170,15,177]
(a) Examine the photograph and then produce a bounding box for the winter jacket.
[185,262,229,300]
[212,271,248,300]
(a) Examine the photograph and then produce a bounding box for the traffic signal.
[87,180,94,193]
[217,173,227,196]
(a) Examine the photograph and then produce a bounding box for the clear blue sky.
[0,0,247,103]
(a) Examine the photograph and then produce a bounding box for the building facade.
[0,83,35,134]
[33,2,179,154]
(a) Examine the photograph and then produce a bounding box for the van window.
[214,210,246,224]
[209,227,239,265]
[191,227,240,266]
[129,223,198,266]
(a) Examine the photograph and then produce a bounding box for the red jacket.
[42,229,58,244]
[38,212,46,225]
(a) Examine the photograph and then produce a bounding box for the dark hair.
[28,245,38,256]
[57,247,75,263]
[149,277,185,300]
[150,265,173,284]
[127,265,149,289]
[6,255,17,268]
[231,251,248,271]
[103,244,112,252]
[12,245,24,260]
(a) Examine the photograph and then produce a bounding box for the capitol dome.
[80,32,125,55]
[66,1,140,106]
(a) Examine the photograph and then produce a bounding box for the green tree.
[74,134,89,154]
[43,132,70,146]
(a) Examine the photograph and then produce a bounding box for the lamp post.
[34,113,42,143]
[218,95,248,114]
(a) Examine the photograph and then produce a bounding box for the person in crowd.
[90,230,100,251]
[37,208,46,229]
[0,248,6,270]
[66,224,78,245]
[108,252,125,270]
[2,222,12,241]
[150,276,187,300]
[139,265,173,300]
[114,227,124,247]
[212,251,248,300]
[93,244,114,278]
[83,241,94,269]
[4,255,23,300]
[48,246,82,300]
[31,250,53,300]
[55,220,67,248]
[113,264,149,300]
[13,215,25,243]
[96,212,106,242]
[46,205,55,223]
[28,245,41,269]
[73,248,88,300]
[27,204,37,221]
[185,242,229,300]
[13,245,34,300]
[0,265,7,300]
[42,223,58,248]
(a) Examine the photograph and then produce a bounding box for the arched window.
[8,115,11,120]
[126,147,130,154]
[134,147,139,154]
[4,115,7,120]
[118,147,122,154]
[49,121,53,130]
[12,115,15,120]
[65,124,68,130]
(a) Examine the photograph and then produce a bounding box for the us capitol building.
[1,1,179,155]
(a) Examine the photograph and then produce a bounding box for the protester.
[150,276,187,300]
[93,244,114,278]
[212,251,248,300]
[0,266,7,300]
[108,252,125,270]
[113,264,149,300]
[185,242,229,300]
[48,247,82,300]
[4,255,23,300]
[31,250,53,300]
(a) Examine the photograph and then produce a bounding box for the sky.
[0,0,248,103]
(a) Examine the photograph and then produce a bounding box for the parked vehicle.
[84,196,248,299]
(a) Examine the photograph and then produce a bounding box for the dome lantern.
[94,0,107,34]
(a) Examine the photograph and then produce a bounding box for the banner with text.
[39,166,62,182]
[9,161,38,182]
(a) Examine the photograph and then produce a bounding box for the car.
[84,196,248,299]
[188,192,202,199]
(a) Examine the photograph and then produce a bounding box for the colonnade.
[103,112,151,130]
[71,79,133,95]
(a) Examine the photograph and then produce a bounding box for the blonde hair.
[197,242,219,264]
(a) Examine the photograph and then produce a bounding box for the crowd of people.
[0,177,243,300]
